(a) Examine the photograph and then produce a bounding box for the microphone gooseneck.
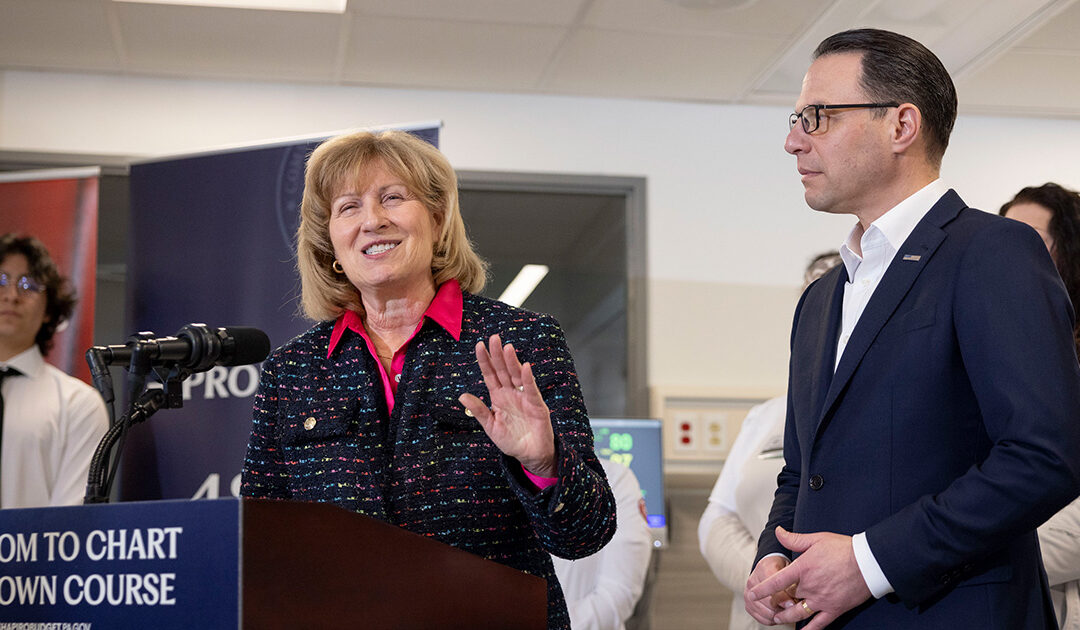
[83,322,271,504]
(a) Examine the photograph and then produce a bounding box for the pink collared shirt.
[326,279,555,489]
[327,279,464,410]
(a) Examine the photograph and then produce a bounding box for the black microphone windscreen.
[222,327,271,366]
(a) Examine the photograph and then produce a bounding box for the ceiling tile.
[752,66,804,99]
[858,0,984,29]
[341,16,565,90]
[957,49,1080,115]
[349,0,587,26]
[544,28,788,101]
[1011,0,1080,53]
[0,0,120,70]
[584,0,834,37]
[0,0,1079,119]
[116,3,342,80]
[746,0,1057,105]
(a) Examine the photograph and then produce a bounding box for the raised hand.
[459,334,557,478]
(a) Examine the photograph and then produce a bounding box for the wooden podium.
[0,498,548,629]
[243,498,548,629]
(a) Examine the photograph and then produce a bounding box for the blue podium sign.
[0,499,240,629]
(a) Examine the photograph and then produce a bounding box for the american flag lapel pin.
[902,254,922,262]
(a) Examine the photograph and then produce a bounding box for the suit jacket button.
[809,474,824,490]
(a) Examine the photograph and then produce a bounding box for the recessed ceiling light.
[663,0,756,9]
[113,0,347,13]
[498,265,549,308]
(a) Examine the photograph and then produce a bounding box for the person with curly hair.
[1001,182,1080,355]
[0,233,107,508]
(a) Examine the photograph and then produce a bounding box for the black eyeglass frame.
[0,272,46,295]
[789,102,901,134]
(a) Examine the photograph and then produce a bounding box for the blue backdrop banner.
[120,123,440,501]
[0,499,240,629]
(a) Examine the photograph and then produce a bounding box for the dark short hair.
[814,28,957,168]
[999,183,1080,350]
[0,233,77,355]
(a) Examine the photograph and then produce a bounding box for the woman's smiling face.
[329,159,440,299]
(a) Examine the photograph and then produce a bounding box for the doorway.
[458,171,647,417]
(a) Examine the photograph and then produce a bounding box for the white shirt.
[836,179,949,367]
[836,179,949,598]
[551,458,653,630]
[0,345,109,508]
[699,396,791,630]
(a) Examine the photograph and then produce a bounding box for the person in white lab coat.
[552,457,653,630]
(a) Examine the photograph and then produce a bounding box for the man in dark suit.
[743,29,1080,629]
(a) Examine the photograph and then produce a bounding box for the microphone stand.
[84,387,164,503]
[82,323,269,504]
[85,346,117,427]
[83,350,191,504]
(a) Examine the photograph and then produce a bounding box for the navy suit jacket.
[757,191,1080,628]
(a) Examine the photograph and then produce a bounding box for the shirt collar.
[840,179,948,279]
[327,278,463,358]
[424,278,463,341]
[1,344,45,378]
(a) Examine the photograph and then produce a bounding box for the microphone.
[88,324,271,372]
[82,324,271,503]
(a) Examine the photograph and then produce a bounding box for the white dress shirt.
[836,179,949,598]
[1,345,109,508]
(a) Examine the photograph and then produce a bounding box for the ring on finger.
[801,600,814,615]
[516,385,525,392]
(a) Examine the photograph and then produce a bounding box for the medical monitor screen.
[590,418,666,541]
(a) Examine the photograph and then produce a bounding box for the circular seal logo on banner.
[275,142,316,253]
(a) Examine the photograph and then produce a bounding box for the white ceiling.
[2,0,1079,117]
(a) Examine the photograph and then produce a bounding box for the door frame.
[457,170,649,417]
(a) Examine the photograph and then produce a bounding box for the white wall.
[4,69,1079,397]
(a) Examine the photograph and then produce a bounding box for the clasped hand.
[743,526,872,629]
[459,334,557,478]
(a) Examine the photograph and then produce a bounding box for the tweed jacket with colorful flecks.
[241,292,617,629]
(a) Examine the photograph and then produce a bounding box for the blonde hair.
[296,130,488,321]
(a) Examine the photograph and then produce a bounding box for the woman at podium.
[240,129,616,629]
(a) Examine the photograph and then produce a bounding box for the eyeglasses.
[0,272,46,296]
[789,102,900,134]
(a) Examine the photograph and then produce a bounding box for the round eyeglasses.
[0,272,46,296]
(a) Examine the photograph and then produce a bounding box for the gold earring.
[332,260,344,274]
